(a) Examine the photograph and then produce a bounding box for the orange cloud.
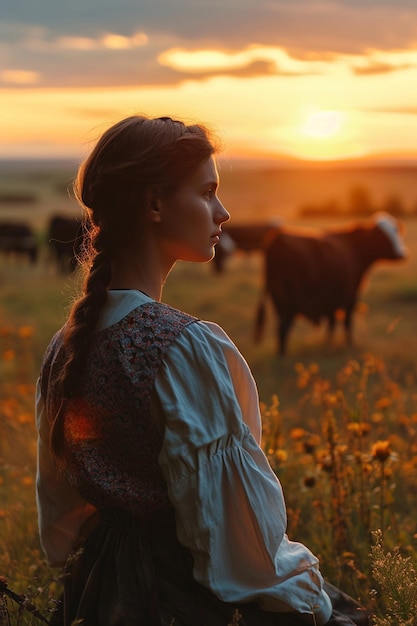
[0,69,40,85]
[101,32,148,49]
[57,36,97,51]
[57,31,148,51]
[350,48,417,76]
[352,61,412,75]
[158,45,325,78]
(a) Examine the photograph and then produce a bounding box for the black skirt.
[51,508,367,626]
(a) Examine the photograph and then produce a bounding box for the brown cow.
[254,212,407,355]
[0,221,38,264]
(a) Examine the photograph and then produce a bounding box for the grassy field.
[1,162,417,622]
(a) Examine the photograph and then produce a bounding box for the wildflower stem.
[0,578,49,624]
[380,461,386,537]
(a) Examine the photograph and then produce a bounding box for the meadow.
[0,160,417,623]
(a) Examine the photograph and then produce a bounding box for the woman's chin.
[181,248,216,264]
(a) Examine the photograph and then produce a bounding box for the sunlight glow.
[301,110,346,139]
[272,108,365,161]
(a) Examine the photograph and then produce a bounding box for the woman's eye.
[204,188,214,199]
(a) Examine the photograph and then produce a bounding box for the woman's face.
[156,156,230,264]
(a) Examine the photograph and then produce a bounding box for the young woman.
[36,115,368,625]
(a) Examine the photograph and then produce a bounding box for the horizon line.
[1,154,417,170]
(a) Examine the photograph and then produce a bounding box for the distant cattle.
[254,212,407,355]
[0,221,38,263]
[48,215,84,273]
[214,219,281,272]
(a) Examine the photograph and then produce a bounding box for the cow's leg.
[29,246,38,264]
[326,312,336,345]
[254,297,267,343]
[269,291,293,355]
[278,314,293,355]
[344,306,354,346]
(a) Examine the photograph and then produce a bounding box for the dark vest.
[40,302,197,515]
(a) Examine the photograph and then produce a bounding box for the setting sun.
[271,107,363,161]
[301,110,346,139]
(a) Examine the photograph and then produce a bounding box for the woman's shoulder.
[170,317,252,380]
[174,316,235,349]
[97,290,196,330]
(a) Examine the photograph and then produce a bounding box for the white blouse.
[36,290,332,625]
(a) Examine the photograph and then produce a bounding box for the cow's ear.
[145,189,162,223]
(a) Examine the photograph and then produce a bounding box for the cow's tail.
[254,291,268,343]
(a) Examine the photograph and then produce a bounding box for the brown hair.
[49,115,217,461]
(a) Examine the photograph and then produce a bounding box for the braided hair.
[49,115,217,461]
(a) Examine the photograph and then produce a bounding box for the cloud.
[5,1,417,53]
[158,45,322,78]
[352,61,412,76]
[364,107,417,116]
[350,49,417,76]
[3,1,417,89]
[166,59,281,81]
[0,23,163,88]
[0,69,40,85]
[56,32,148,51]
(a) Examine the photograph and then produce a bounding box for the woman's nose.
[215,197,230,225]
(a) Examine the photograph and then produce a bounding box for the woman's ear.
[145,190,163,223]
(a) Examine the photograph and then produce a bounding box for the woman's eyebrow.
[204,179,219,188]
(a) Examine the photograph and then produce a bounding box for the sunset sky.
[3,0,417,162]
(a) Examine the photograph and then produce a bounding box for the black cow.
[0,221,38,263]
[254,212,407,355]
[48,215,84,273]
[214,219,281,272]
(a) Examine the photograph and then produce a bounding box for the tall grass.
[261,355,417,607]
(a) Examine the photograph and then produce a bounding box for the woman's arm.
[35,380,96,566]
[153,321,332,624]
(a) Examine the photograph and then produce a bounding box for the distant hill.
[1,157,416,225]
[218,160,417,222]
[0,158,78,172]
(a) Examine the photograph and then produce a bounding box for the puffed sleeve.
[154,321,332,624]
[35,379,96,566]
